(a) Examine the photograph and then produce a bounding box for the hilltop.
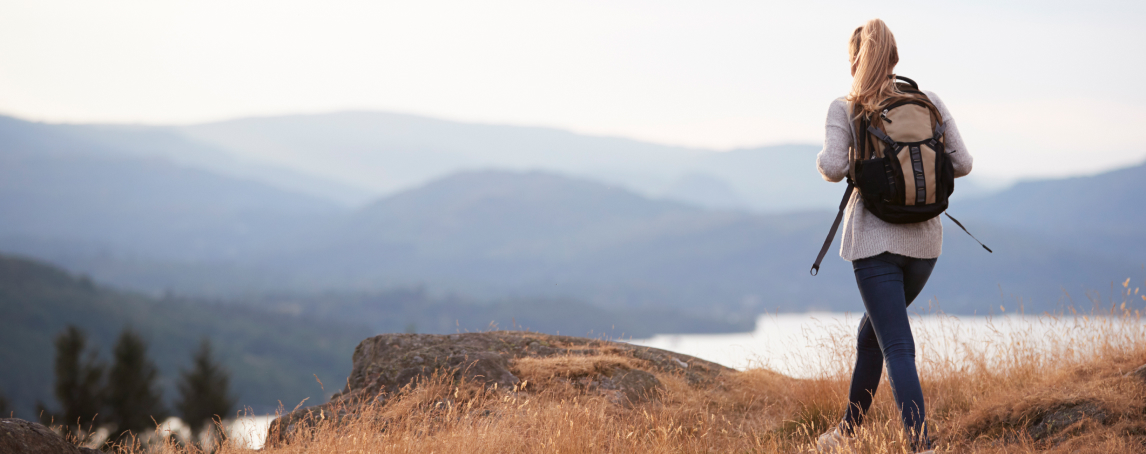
[265,331,735,447]
[11,307,1146,452]
[252,311,1146,453]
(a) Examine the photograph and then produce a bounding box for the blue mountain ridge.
[0,114,1141,316]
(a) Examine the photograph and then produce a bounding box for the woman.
[814,19,972,453]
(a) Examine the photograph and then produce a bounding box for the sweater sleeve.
[924,91,973,178]
[816,98,852,183]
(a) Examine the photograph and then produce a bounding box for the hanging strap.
[944,212,993,253]
[813,101,862,276]
[811,181,854,276]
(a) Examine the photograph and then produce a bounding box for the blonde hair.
[847,19,901,116]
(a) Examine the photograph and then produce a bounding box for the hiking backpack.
[810,76,990,275]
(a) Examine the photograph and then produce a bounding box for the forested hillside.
[0,253,371,419]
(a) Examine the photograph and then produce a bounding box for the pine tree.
[106,327,166,439]
[0,390,11,417]
[176,338,236,437]
[53,325,105,431]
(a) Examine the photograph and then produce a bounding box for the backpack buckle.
[866,126,897,147]
[933,121,947,139]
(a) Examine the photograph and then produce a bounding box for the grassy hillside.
[0,253,372,418]
[120,302,1146,453]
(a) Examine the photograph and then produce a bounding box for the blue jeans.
[841,252,936,451]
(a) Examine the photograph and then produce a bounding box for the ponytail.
[846,19,901,117]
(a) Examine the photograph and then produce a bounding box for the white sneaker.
[815,427,854,453]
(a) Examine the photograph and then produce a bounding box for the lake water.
[224,311,1145,449]
[630,311,1143,378]
[226,415,277,450]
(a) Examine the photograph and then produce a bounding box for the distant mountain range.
[958,163,1146,262]
[256,168,1142,315]
[174,111,1003,211]
[3,111,1006,213]
[9,112,983,212]
[0,113,1142,317]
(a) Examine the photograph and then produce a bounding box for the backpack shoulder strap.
[811,101,863,276]
[847,102,863,181]
[811,180,854,276]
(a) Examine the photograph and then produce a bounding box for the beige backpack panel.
[883,104,934,142]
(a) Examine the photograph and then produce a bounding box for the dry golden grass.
[513,353,643,382]
[120,285,1146,453]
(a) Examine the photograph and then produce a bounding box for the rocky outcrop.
[0,419,101,454]
[1027,401,1111,442]
[266,331,734,447]
[956,362,1146,448]
[1127,363,1146,383]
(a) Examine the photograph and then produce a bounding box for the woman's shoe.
[815,427,854,453]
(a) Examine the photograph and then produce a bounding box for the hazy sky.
[2,0,1144,180]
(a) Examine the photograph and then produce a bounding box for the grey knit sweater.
[815,91,973,261]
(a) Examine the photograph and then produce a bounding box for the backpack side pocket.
[856,156,898,205]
